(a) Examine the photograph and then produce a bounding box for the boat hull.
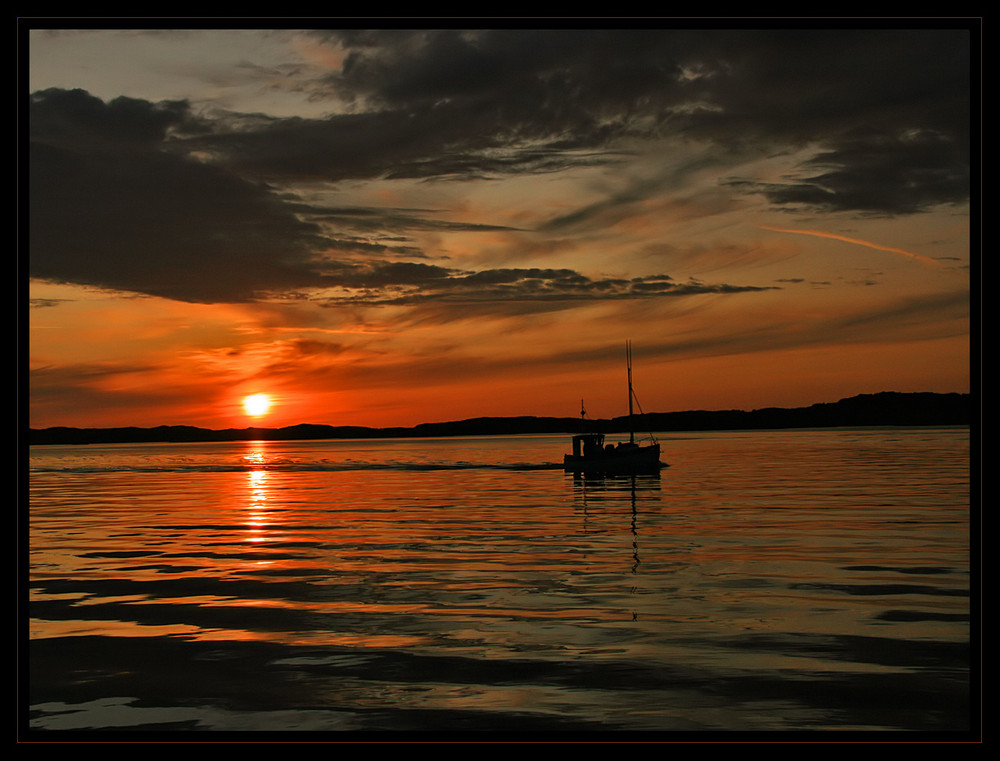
[563,443,662,474]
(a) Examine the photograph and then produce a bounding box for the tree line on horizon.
[27,391,972,446]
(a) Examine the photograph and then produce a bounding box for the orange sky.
[25,25,975,431]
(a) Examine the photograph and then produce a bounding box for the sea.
[24,427,976,741]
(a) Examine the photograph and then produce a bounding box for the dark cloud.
[27,27,973,304]
[732,128,971,215]
[183,100,618,183]
[27,86,774,306]
[309,206,520,234]
[315,266,777,308]
[29,86,192,146]
[29,88,332,303]
[292,27,972,211]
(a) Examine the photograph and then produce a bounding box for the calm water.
[25,428,974,739]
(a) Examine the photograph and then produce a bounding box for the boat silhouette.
[563,342,663,474]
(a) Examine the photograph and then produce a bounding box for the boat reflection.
[569,470,661,496]
[569,472,658,583]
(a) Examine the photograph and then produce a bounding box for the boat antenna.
[627,341,635,444]
[626,341,658,446]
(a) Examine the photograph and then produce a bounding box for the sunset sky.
[24,22,976,430]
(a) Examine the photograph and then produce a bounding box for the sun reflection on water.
[241,444,270,470]
[244,469,271,542]
[240,441,274,543]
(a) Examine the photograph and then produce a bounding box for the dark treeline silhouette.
[28,391,971,446]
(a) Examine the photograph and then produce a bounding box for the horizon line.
[27,390,971,433]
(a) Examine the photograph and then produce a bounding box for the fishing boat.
[563,342,663,474]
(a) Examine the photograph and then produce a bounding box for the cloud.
[311,265,777,309]
[759,226,942,265]
[29,89,331,303]
[27,86,778,307]
[181,28,970,197]
[735,128,970,215]
[318,28,971,204]
[611,287,970,365]
[308,205,521,235]
[27,28,972,306]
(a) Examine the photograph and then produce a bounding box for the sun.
[242,393,273,418]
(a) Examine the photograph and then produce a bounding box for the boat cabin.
[570,433,605,458]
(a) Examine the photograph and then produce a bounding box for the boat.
[563,342,663,474]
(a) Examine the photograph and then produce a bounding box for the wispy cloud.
[759,226,942,266]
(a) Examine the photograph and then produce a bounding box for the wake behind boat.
[563,342,664,474]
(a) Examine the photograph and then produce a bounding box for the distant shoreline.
[27,391,971,446]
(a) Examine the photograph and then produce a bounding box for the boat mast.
[627,340,635,444]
